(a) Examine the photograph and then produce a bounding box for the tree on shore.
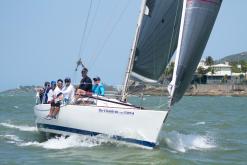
[205,56,214,66]
[207,67,215,75]
[197,66,208,75]
[165,62,174,76]
[230,60,247,73]
[240,60,247,73]
[159,62,174,83]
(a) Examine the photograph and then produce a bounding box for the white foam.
[0,134,23,143]
[0,129,123,150]
[19,134,112,150]
[13,106,19,109]
[193,121,206,125]
[164,131,216,153]
[0,123,37,132]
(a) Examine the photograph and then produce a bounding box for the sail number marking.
[98,108,134,115]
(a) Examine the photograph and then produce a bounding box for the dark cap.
[81,68,88,73]
[93,77,100,81]
[44,81,50,87]
[51,81,56,85]
[64,77,71,83]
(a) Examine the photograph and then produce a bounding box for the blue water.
[0,91,246,164]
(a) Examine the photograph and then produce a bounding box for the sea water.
[0,92,246,164]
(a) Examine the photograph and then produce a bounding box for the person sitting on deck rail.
[62,77,75,104]
[46,81,56,119]
[76,68,92,97]
[46,79,64,119]
[92,77,105,96]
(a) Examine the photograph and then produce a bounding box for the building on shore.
[195,60,247,84]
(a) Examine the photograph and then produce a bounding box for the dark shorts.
[51,101,60,107]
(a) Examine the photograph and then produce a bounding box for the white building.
[196,60,246,84]
[207,63,232,76]
[196,60,232,84]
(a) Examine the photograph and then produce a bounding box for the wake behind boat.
[34,0,221,149]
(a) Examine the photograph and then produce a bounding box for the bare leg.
[52,107,60,118]
[48,106,55,116]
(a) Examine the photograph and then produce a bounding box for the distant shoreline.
[1,84,247,96]
[142,84,247,96]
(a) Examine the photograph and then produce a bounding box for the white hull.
[34,100,168,149]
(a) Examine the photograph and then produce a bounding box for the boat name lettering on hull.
[98,108,134,115]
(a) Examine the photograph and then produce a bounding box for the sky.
[0,0,246,91]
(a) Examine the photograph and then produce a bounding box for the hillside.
[0,85,36,95]
[219,51,247,62]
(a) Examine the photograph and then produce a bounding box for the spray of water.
[1,133,120,150]
[163,131,216,153]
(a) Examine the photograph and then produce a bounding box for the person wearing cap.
[77,68,92,96]
[35,82,46,104]
[47,81,57,104]
[62,77,75,104]
[92,77,105,96]
[35,81,49,104]
[42,81,51,104]
[46,79,64,119]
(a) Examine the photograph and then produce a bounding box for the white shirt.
[54,86,62,95]
[62,84,75,103]
[47,87,63,102]
[47,89,55,102]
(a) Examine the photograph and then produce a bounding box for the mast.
[121,0,147,101]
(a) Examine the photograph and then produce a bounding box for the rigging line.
[89,0,133,68]
[82,0,101,58]
[77,0,93,61]
[73,0,93,86]
[164,0,182,76]
[87,0,123,67]
[87,0,120,68]
[159,0,182,106]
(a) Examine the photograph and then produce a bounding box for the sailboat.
[34,0,222,149]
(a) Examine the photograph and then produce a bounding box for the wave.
[163,131,216,153]
[1,133,116,150]
[192,121,206,125]
[0,134,23,144]
[0,123,37,132]
[19,135,109,149]
[19,135,101,149]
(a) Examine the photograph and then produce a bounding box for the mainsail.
[122,0,183,99]
[168,0,222,106]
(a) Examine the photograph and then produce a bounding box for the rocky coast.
[142,84,247,96]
